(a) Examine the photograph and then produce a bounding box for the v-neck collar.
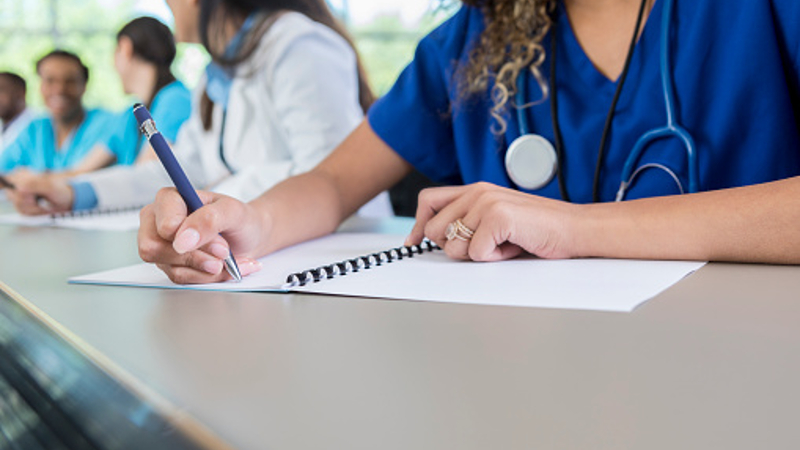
[556,0,662,97]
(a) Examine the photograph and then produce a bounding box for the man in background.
[0,71,33,151]
[0,50,113,173]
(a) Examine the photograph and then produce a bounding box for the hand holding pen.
[1,171,67,215]
[133,103,248,282]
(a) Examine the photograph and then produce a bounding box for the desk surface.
[2,212,800,449]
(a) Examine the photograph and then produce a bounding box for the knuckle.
[417,188,434,206]
[138,239,162,263]
[155,186,176,200]
[423,220,438,240]
[139,204,152,221]
[202,206,221,230]
[166,266,195,285]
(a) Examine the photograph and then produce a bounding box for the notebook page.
[70,233,705,312]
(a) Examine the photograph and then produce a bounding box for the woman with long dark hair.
[67,16,191,175]
[10,0,390,216]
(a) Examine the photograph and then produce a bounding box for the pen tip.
[132,102,144,110]
[224,257,243,282]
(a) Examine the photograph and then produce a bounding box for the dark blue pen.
[133,103,242,282]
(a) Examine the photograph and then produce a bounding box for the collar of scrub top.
[511,0,698,202]
[204,13,260,110]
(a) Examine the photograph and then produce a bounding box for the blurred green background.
[0,0,455,114]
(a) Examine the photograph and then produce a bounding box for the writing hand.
[138,188,264,284]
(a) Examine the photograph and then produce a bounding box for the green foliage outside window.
[0,0,454,114]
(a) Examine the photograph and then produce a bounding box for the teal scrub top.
[103,81,192,165]
[0,108,115,173]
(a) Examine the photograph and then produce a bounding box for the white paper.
[70,233,706,312]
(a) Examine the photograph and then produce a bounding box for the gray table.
[1,213,799,450]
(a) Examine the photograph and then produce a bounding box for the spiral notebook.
[0,205,142,231]
[70,233,706,312]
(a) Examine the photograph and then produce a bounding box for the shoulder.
[416,5,485,64]
[17,115,51,137]
[255,11,355,66]
[152,81,192,113]
[85,108,114,123]
[27,114,51,128]
[156,80,191,103]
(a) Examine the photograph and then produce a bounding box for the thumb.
[172,194,248,255]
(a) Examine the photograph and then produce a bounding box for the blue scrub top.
[0,108,115,173]
[104,80,192,165]
[368,1,800,203]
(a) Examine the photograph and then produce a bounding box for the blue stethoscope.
[505,0,698,202]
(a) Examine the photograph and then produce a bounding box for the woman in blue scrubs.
[65,16,191,174]
[138,0,800,283]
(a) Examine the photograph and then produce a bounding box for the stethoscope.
[505,0,698,202]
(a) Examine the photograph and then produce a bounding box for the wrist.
[566,203,612,259]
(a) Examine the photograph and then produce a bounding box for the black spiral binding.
[49,205,144,221]
[285,239,440,288]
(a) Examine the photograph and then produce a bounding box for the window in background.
[0,0,455,113]
[331,0,456,95]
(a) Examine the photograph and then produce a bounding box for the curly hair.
[459,0,557,134]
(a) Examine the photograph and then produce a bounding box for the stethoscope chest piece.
[505,134,558,190]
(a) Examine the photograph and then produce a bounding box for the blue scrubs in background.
[0,108,114,173]
[368,1,800,203]
[103,80,191,165]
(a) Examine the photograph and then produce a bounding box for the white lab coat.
[83,12,391,216]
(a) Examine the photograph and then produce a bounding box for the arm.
[406,178,800,264]
[55,144,116,178]
[138,120,411,284]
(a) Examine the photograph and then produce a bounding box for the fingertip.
[207,241,231,260]
[238,258,262,277]
[200,259,224,275]
[173,228,200,254]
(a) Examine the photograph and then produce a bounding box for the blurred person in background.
[0,71,33,151]
[0,50,114,175]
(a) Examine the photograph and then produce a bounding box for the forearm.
[249,170,347,255]
[248,120,411,256]
[575,177,800,263]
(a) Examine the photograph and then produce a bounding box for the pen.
[132,103,242,282]
[0,174,52,210]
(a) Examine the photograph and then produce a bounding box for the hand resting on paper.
[405,182,582,262]
[137,188,264,284]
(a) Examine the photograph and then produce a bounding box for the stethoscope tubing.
[513,0,698,199]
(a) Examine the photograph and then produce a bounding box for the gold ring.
[445,219,474,242]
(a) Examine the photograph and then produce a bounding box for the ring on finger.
[445,218,474,242]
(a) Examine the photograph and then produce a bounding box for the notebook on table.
[0,205,141,231]
[70,233,705,312]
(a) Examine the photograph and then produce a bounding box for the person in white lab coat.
[8,0,391,216]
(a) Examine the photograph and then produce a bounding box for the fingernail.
[173,228,200,254]
[404,235,413,246]
[239,259,262,276]
[208,243,230,260]
[201,260,223,275]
